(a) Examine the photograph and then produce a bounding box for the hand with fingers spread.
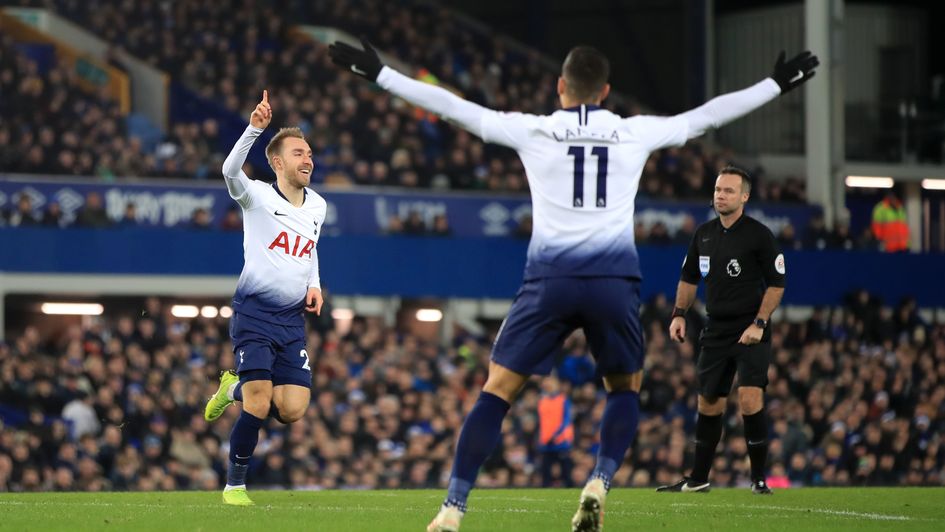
[250,89,272,129]
[771,50,819,94]
[328,36,383,82]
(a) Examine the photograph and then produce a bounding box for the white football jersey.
[223,126,327,326]
[479,105,688,279]
[378,66,779,281]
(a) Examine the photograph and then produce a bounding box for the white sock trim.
[224,484,246,491]
[226,382,238,401]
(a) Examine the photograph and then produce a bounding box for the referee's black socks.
[743,408,768,482]
[690,413,723,484]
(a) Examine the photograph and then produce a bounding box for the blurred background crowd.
[1,0,810,200]
[0,292,941,492]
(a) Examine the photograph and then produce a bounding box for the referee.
[657,166,785,495]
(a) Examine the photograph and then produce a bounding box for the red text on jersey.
[268,231,315,258]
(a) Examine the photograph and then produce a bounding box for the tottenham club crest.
[726,258,742,277]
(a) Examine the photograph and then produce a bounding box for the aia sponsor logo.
[268,231,314,258]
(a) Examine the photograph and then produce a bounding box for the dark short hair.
[562,46,610,102]
[718,165,752,194]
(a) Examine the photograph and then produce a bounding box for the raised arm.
[329,38,491,140]
[222,91,272,207]
[678,51,819,139]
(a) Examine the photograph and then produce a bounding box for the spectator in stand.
[41,201,68,228]
[431,213,452,237]
[117,203,139,228]
[777,223,802,251]
[647,221,673,245]
[190,208,212,230]
[803,214,830,250]
[537,375,575,488]
[220,206,243,231]
[514,214,533,239]
[384,214,404,235]
[871,190,910,252]
[827,217,856,250]
[75,192,111,228]
[402,211,427,235]
[673,215,696,245]
[6,194,40,227]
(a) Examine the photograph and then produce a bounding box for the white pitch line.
[0,499,934,522]
[670,502,917,521]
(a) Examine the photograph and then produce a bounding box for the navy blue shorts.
[229,312,311,388]
[492,277,644,376]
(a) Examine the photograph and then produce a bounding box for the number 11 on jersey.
[567,146,609,208]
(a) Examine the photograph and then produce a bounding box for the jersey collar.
[561,104,603,112]
[271,182,307,206]
[561,104,602,126]
[717,212,747,231]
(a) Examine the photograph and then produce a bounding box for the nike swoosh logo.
[274,211,287,216]
[351,65,367,76]
[790,69,804,83]
[702,238,710,242]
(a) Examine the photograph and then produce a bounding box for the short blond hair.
[265,127,305,169]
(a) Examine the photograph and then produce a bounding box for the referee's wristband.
[672,307,687,319]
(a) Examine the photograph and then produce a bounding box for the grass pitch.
[0,488,943,531]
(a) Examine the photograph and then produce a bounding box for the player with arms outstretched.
[330,38,817,531]
[203,91,327,506]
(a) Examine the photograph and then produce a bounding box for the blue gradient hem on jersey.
[522,246,642,280]
[231,294,305,327]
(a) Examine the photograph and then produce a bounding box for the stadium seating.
[4,0,808,202]
[0,293,941,491]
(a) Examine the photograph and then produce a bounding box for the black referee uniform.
[680,214,785,396]
[657,211,786,494]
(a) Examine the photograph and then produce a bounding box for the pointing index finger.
[262,89,269,104]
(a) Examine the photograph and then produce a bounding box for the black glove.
[771,50,819,94]
[328,36,383,82]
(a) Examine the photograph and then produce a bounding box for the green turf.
[0,488,943,531]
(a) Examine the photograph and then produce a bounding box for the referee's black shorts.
[696,342,772,398]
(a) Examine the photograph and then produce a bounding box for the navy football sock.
[231,381,243,402]
[444,391,510,511]
[227,411,264,486]
[590,391,640,490]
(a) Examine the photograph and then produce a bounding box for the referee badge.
[699,255,710,277]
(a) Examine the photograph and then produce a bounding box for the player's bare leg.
[572,370,642,532]
[427,362,528,532]
[270,384,310,424]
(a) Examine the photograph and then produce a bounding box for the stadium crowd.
[3,0,808,201]
[0,292,941,492]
